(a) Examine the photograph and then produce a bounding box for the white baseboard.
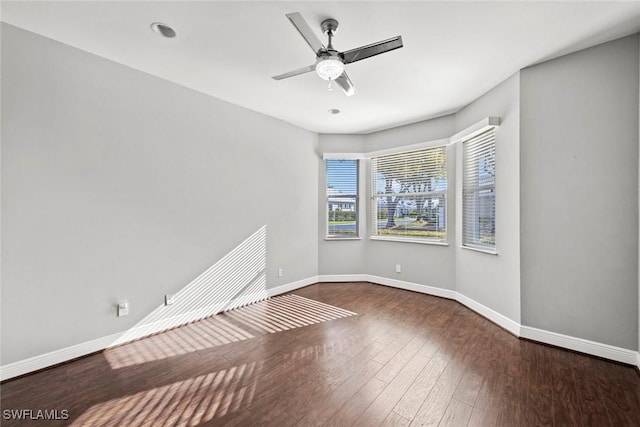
[520,326,639,366]
[318,274,456,300]
[0,276,319,381]
[455,292,521,336]
[0,332,123,382]
[268,276,319,297]
[317,274,370,283]
[320,274,640,368]
[3,275,638,380]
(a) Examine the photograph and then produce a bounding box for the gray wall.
[454,73,521,323]
[1,24,319,364]
[520,35,639,350]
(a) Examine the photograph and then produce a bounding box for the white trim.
[318,274,370,283]
[636,351,640,369]
[324,237,362,241]
[520,326,639,366]
[266,276,319,298]
[370,236,449,246]
[449,116,500,144]
[460,245,498,255]
[0,276,319,381]
[318,274,456,300]
[366,275,456,300]
[365,138,449,159]
[455,292,520,336]
[322,152,364,160]
[0,332,123,382]
[322,138,450,161]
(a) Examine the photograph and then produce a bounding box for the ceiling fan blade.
[286,12,325,54]
[272,64,316,80]
[341,36,403,64]
[335,71,356,96]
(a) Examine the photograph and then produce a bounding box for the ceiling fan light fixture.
[315,57,344,80]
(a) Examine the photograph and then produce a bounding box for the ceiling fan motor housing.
[321,18,339,36]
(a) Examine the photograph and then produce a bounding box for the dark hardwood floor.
[2,282,639,426]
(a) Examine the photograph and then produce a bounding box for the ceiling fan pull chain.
[328,79,333,91]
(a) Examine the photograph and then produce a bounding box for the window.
[371,146,447,242]
[326,159,359,238]
[462,128,496,251]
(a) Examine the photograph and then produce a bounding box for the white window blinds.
[326,159,359,238]
[371,146,447,242]
[462,129,496,250]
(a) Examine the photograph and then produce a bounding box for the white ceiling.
[2,1,640,134]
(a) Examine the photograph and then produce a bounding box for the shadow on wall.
[109,226,268,347]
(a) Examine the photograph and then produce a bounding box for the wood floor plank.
[1,282,639,427]
[438,397,473,427]
[356,352,432,426]
[463,330,503,427]
[596,359,640,426]
[375,333,427,383]
[521,342,553,426]
[550,349,582,426]
[381,411,412,427]
[392,350,448,420]
[295,358,384,426]
[323,377,388,427]
[452,368,483,407]
[408,354,467,426]
[572,359,612,427]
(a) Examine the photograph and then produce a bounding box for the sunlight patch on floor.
[71,362,261,426]
[105,294,357,369]
[105,316,254,369]
[225,294,357,334]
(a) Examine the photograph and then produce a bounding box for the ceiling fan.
[272,12,403,96]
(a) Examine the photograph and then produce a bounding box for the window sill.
[324,237,362,241]
[370,236,449,246]
[460,245,498,255]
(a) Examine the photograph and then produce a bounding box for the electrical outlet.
[165,294,175,306]
[118,300,129,317]
[278,268,284,278]
[395,264,402,273]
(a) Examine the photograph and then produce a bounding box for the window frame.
[324,156,361,240]
[452,118,499,255]
[368,140,449,245]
